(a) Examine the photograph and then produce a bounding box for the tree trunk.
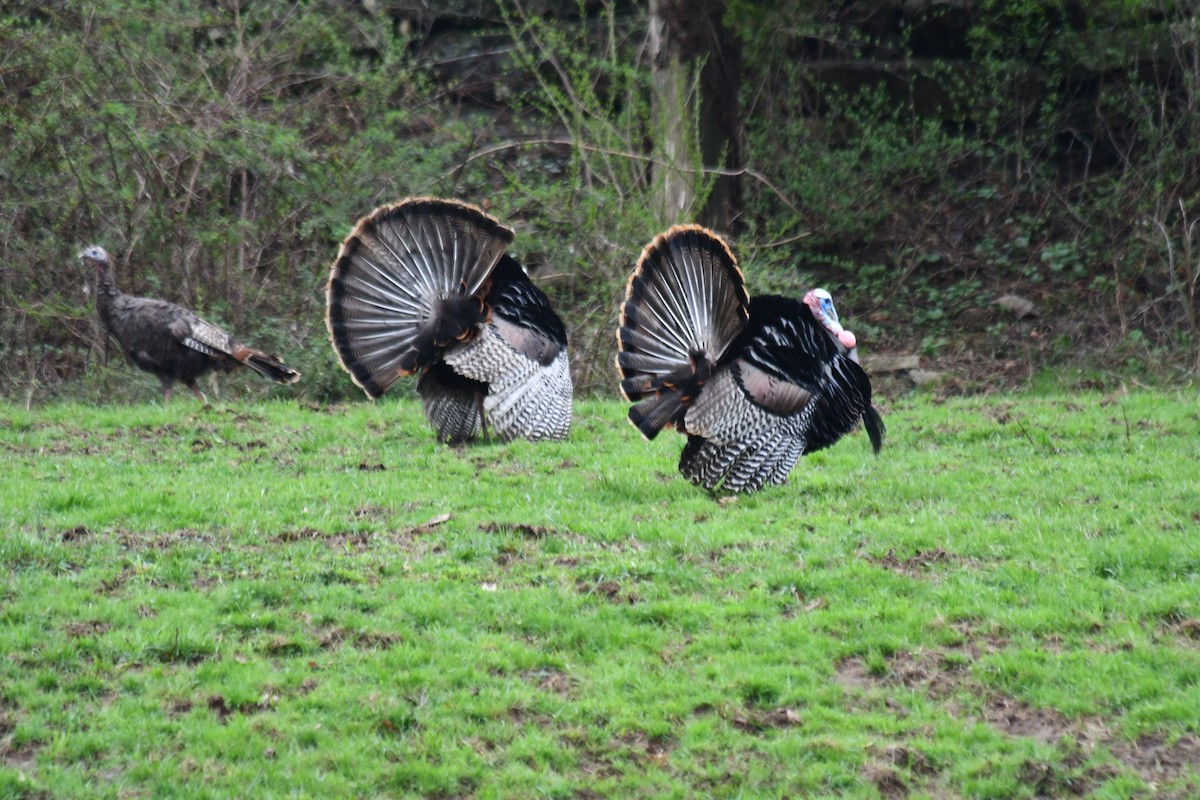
[649,0,742,231]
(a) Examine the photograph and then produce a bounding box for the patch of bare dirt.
[0,737,42,775]
[505,705,554,727]
[861,762,908,798]
[834,657,878,693]
[523,668,574,696]
[63,620,110,638]
[837,639,1200,794]
[576,579,637,604]
[262,636,305,656]
[1106,732,1200,790]
[877,744,942,777]
[98,566,134,594]
[480,522,557,539]
[861,547,979,578]
[1166,618,1200,643]
[206,693,271,723]
[1016,757,1094,797]
[727,707,803,733]
[610,730,675,766]
[351,505,387,520]
[167,697,193,716]
[317,627,401,650]
[275,527,371,550]
[836,649,965,702]
[60,525,91,542]
[983,695,1072,744]
[116,528,214,551]
[560,728,620,780]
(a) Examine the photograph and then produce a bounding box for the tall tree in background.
[649,0,743,231]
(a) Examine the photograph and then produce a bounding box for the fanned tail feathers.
[326,197,513,398]
[616,225,749,438]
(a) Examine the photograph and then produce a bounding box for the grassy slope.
[1,393,1198,799]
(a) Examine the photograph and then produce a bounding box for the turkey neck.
[94,260,123,327]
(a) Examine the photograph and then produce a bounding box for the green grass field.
[1,392,1198,799]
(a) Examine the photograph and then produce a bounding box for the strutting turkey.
[616,225,884,493]
[325,197,572,443]
[80,245,300,403]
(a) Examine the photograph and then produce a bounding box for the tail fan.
[617,225,749,438]
[326,197,513,399]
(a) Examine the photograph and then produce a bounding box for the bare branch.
[450,137,809,227]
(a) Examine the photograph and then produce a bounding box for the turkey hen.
[80,245,300,403]
[616,225,884,493]
[326,197,572,443]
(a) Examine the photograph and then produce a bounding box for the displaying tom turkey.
[616,225,884,493]
[80,245,300,403]
[326,197,572,443]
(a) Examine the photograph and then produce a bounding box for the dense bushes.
[734,0,1200,371]
[3,0,1199,404]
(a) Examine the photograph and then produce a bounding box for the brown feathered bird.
[325,197,572,443]
[80,245,300,402]
[616,225,884,493]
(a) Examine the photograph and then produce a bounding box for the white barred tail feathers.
[616,227,885,494]
[326,198,514,399]
[616,225,749,439]
[326,198,573,443]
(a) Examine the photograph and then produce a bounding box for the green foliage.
[7,0,1200,405]
[731,0,1200,366]
[0,1,483,401]
[0,395,1198,796]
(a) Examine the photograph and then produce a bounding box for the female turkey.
[616,225,884,493]
[325,197,572,443]
[80,245,300,402]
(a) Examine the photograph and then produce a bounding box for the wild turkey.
[616,225,884,493]
[80,245,300,403]
[326,197,572,443]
